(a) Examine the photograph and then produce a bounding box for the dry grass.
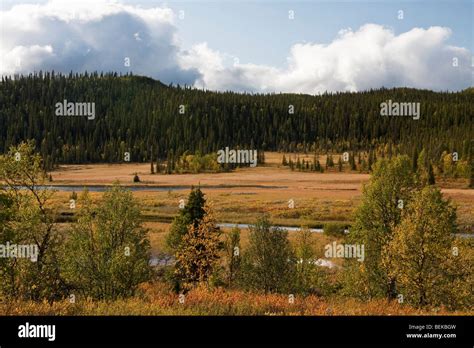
[0,282,469,316]
[46,154,473,231]
[45,154,473,255]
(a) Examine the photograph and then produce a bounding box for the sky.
[0,0,472,93]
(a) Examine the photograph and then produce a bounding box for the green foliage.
[344,156,416,299]
[326,154,334,168]
[0,141,65,301]
[0,192,12,222]
[383,187,472,309]
[63,184,151,300]
[349,152,356,171]
[1,74,472,169]
[173,152,221,174]
[293,228,329,295]
[224,227,241,287]
[240,215,295,293]
[166,187,206,251]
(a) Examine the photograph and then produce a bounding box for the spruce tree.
[166,187,206,251]
[150,147,155,174]
[175,205,221,290]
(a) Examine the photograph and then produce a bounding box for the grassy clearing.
[46,154,473,231]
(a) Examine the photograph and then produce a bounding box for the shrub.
[62,184,151,300]
[240,215,296,293]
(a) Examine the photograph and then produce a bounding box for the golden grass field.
[47,152,473,256]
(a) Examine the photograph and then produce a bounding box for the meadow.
[2,151,472,316]
[47,152,474,257]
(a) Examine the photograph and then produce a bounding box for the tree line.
[0,72,472,175]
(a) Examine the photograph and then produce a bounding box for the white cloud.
[1,1,471,93]
[184,24,472,93]
[0,0,199,84]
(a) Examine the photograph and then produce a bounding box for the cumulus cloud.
[0,0,200,84]
[184,24,472,93]
[1,1,471,93]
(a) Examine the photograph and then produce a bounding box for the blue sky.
[1,0,472,93]
[166,0,473,67]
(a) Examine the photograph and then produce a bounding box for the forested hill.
[0,72,472,169]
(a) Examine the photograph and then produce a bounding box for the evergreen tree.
[0,74,471,181]
[315,160,321,172]
[368,150,374,170]
[174,205,221,290]
[166,187,206,251]
[349,152,356,171]
[150,147,155,174]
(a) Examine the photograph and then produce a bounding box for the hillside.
[0,73,472,169]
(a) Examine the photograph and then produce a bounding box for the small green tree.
[224,227,241,287]
[350,152,357,171]
[166,187,206,251]
[63,184,151,300]
[294,228,315,294]
[241,215,295,293]
[326,154,334,168]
